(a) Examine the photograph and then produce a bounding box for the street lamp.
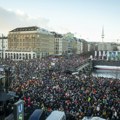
[0,34,4,59]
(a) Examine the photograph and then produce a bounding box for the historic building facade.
[0,26,93,60]
[0,36,8,58]
[6,26,54,60]
[51,32,68,55]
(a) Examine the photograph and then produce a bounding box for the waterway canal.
[92,69,120,79]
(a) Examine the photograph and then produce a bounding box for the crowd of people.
[0,54,120,120]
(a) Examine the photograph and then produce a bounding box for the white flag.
[99,51,101,56]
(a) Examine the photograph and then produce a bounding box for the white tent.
[82,117,106,120]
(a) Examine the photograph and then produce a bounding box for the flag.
[95,51,97,57]
[88,97,91,102]
[118,52,120,60]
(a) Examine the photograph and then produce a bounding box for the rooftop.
[51,32,63,38]
[10,26,53,35]
[10,26,39,32]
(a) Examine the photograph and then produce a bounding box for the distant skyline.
[0,0,120,42]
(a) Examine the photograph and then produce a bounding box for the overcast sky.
[0,0,120,42]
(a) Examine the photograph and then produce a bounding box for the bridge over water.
[92,60,120,67]
[92,60,120,79]
[75,60,92,74]
[75,60,120,75]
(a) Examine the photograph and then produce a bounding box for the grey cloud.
[0,7,50,35]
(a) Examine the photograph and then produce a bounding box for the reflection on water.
[92,69,120,79]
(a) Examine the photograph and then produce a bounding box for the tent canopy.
[82,117,106,120]
[28,109,44,120]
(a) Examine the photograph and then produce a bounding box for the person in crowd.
[0,54,119,120]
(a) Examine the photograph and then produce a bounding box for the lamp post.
[2,34,4,59]
[0,34,4,59]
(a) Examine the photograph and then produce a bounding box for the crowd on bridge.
[0,54,120,120]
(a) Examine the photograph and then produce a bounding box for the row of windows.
[9,39,36,42]
[9,34,36,38]
[0,52,51,59]
[9,34,53,38]
[9,39,51,42]
[9,43,36,46]
[0,42,8,44]
[0,53,36,59]
[0,45,8,48]
[8,48,34,51]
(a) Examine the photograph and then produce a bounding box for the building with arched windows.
[3,51,36,60]
[0,26,90,60]
[5,26,54,60]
